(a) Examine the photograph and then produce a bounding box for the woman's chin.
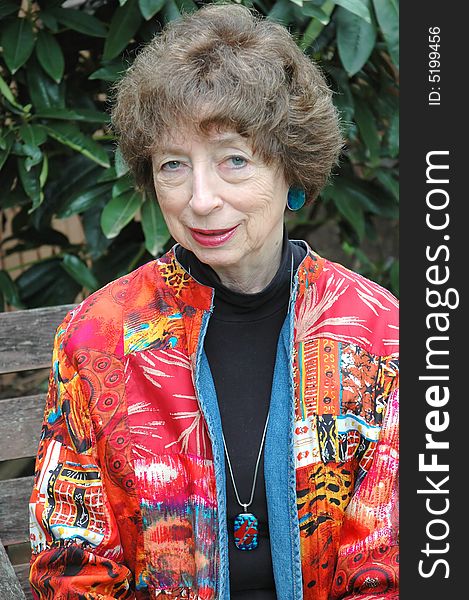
[191,247,241,270]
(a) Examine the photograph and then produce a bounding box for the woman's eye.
[161,160,181,171]
[228,156,247,168]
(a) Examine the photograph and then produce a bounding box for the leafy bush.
[0,0,399,311]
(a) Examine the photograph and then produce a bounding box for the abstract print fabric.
[29,244,399,599]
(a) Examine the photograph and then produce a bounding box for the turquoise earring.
[287,187,305,211]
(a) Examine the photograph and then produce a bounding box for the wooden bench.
[0,305,75,600]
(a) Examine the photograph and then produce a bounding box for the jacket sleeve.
[331,386,399,599]
[29,316,136,599]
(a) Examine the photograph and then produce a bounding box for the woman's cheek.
[162,216,184,242]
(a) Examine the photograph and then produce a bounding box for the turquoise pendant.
[234,512,259,550]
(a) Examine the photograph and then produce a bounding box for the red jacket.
[29,245,399,599]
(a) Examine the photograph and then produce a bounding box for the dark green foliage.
[0,0,399,310]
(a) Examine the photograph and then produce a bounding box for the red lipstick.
[189,226,238,247]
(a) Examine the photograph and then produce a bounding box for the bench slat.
[0,476,34,547]
[14,563,33,600]
[0,305,78,595]
[0,395,45,461]
[0,305,75,374]
[0,540,27,599]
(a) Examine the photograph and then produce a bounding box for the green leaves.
[0,73,26,113]
[300,0,335,48]
[1,18,35,74]
[322,170,398,244]
[175,0,198,15]
[375,169,398,202]
[19,124,47,147]
[89,63,125,82]
[0,270,24,312]
[114,147,130,177]
[0,135,13,171]
[162,0,183,23]
[0,0,399,305]
[334,0,372,23]
[324,183,366,241]
[14,123,49,199]
[16,258,82,308]
[0,74,16,105]
[301,4,331,25]
[103,0,143,61]
[46,6,108,38]
[42,122,110,168]
[0,1,18,20]
[268,0,294,24]
[336,3,377,76]
[34,107,109,123]
[386,111,399,158]
[36,30,65,83]
[141,192,170,256]
[101,190,143,239]
[354,101,380,166]
[373,0,399,67]
[62,254,100,292]
[27,60,65,109]
[139,0,166,20]
[56,183,113,218]
[334,0,396,75]
[17,157,41,204]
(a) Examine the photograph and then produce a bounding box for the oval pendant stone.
[233,512,259,550]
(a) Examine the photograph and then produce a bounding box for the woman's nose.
[189,165,222,215]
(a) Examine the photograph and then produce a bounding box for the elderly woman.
[29,4,399,600]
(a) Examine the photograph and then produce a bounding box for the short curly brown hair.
[111,3,343,203]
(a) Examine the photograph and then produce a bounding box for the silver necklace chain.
[221,253,295,513]
[221,411,270,512]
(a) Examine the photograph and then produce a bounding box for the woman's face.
[152,128,289,284]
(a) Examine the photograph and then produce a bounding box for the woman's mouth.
[189,226,238,247]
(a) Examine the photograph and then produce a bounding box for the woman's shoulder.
[57,255,171,361]
[322,254,398,306]
[296,248,399,357]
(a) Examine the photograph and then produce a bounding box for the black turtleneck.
[175,233,306,598]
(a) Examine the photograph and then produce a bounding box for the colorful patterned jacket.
[29,243,399,600]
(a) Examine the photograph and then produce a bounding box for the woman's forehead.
[156,127,251,153]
